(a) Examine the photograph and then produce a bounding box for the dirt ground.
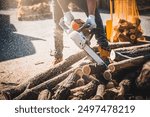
[0,8,150,99]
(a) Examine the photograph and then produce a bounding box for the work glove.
[85,15,97,30]
[64,11,74,27]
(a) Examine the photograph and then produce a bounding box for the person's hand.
[85,15,97,30]
[64,11,74,27]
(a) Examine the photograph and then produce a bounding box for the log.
[110,50,132,61]
[108,54,150,73]
[2,51,86,99]
[12,68,76,100]
[70,80,99,100]
[103,88,119,100]
[136,61,150,91]
[106,81,115,89]
[82,63,107,76]
[92,42,133,52]
[112,44,150,58]
[38,89,51,100]
[116,79,131,100]
[52,69,81,100]
[103,69,113,81]
[92,84,105,100]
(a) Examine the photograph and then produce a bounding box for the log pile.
[111,18,145,44]
[17,0,52,21]
[1,42,150,100]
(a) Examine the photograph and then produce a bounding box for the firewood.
[71,92,84,100]
[82,64,107,76]
[52,69,81,100]
[92,84,105,100]
[103,69,113,81]
[38,89,51,100]
[52,59,91,91]
[106,81,115,89]
[118,33,133,43]
[8,68,75,100]
[110,50,132,61]
[108,54,150,73]
[115,79,131,100]
[136,61,150,91]
[70,80,99,100]
[103,88,119,100]
[2,51,86,99]
[76,78,85,87]
[109,42,133,49]
[110,44,150,61]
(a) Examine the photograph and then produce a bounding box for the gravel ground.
[0,8,149,99]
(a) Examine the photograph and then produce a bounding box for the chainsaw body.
[59,18,107,67]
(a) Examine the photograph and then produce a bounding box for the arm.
[87,0,97,15]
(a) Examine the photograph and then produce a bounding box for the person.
[52,0,110,64]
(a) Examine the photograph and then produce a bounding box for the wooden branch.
[113,44,150,57]
[92,84,105,100]
[2,51,86,99]
[108,54,150,73]
[12,68,76,100]
[38,89,51,100]
[110,50,132,61]
[92,42,133,52]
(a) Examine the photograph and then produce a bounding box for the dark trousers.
[52,0,109,59]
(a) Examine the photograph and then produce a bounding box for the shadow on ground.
[0,14,46,62]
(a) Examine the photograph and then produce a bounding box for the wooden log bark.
[112,44,150,57]
[116,79,131,100]
[38,89,51,100]
[136,61,150,91]
[11,68,76,100]
[103,88,119,100]
[92,84,105,100]
[104,55,150,80]
[110,50,132,61]
[2,51,86,99]
[108,54,150,73]
[52,69,81,100]
[82,64,107,76]
[70,80,99,100]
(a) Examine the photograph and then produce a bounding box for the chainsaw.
[59,18,108,68]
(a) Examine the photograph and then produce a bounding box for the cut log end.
[108,65,116,72]
[82,65,91,75]
[103,70,112,81]
[75,68,83,77]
